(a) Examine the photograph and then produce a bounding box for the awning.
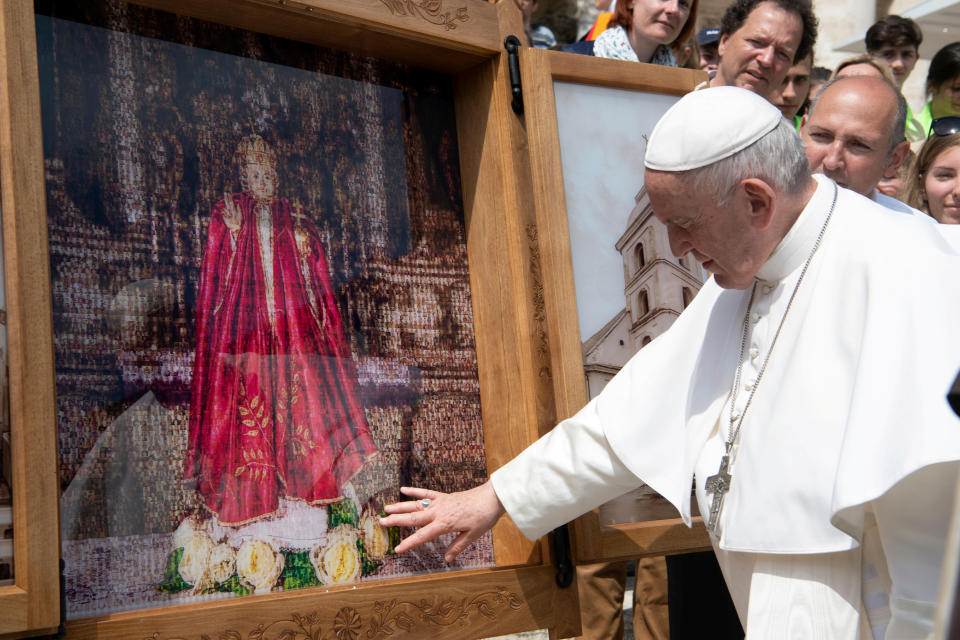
[834,0,960,59]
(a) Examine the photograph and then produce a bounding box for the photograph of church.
[581,187,706,401]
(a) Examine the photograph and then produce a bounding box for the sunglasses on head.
[930,116,960,137]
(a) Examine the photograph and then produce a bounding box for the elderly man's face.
[801,76,907,196]
[716,2,803,99]
[646,170,770,290]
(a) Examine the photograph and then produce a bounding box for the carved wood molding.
[142,586,523,639]
[378,0,471,30]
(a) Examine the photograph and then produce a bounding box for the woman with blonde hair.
[833,53,897,85]
[903,117,960,223]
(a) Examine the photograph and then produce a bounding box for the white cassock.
[870,188,931,220]
[491,175,960,639]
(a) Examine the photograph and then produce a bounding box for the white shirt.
[492,176,960,637]
[870,189,932,220]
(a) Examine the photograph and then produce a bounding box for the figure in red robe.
[186,134,377,526]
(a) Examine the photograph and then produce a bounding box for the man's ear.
[740,178,776,230]
[883,140,911,179]
[718,33,729,58]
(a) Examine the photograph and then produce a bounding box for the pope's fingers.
[398,486,443,500]
[443,530,478,563]
[378,510,433,531]
[392,521,448,554]
[381,500,425,515]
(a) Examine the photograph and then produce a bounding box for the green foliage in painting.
[156,547,191,594]
[328,498,359,528]
[280,549,321,590]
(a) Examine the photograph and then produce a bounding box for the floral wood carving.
[366,587,524,635]
[379,0,471,30]
[143,588,523,639]
[526,224,551,381]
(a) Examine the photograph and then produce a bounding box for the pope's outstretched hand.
[380,481,506,563]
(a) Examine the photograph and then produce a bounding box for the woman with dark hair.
[915,42,960,136]
[564,0,698,66]
[903,119,960,223]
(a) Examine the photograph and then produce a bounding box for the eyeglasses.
[930,116,960,137]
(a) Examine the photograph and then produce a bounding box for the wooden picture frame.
[0,0,62,635]
[519,48,713,565]
[0,1,583,638]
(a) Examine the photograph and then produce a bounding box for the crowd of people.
[379,2,960,639]
[525,0,960,228]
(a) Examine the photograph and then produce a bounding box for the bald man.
[800,75,922,215]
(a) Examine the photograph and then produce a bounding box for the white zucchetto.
[644,86,783,172]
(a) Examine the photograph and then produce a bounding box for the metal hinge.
[504,35,523,116]
[552,525,574,588]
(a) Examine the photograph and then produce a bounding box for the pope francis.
[380,86,960,638]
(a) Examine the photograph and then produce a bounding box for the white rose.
[172,516,200,551]
[208,543,236,584]
[236,539,284,594]
[311,525,361,585]
[360,515,390,562]
[178,531,214,586]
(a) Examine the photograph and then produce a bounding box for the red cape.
[186,193,376,525]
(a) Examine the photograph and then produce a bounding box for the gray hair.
[808,75,907,153]
[675,118,809,206]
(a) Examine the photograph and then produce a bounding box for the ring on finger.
[420,498,432,510]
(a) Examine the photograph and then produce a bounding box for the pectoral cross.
[705,454,732,534]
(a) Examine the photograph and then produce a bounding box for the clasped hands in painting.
[380,482,505,563]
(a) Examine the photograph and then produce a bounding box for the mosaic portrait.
[36,0,492,619]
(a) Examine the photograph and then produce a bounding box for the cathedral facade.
[582,187,706,400]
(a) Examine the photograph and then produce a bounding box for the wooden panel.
[454,56,544,568]
[126,0,501,74]
[579,519,713,565]
[0,0,62,633]
[65,566,562,639]
[0,586,27,632]
[519,48,712,564]
[518,47,586,426]
[549,50,706,94]
[455,10,581,635]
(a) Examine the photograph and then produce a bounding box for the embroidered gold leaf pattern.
[280,375,315,461]
[233,384,277,481]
